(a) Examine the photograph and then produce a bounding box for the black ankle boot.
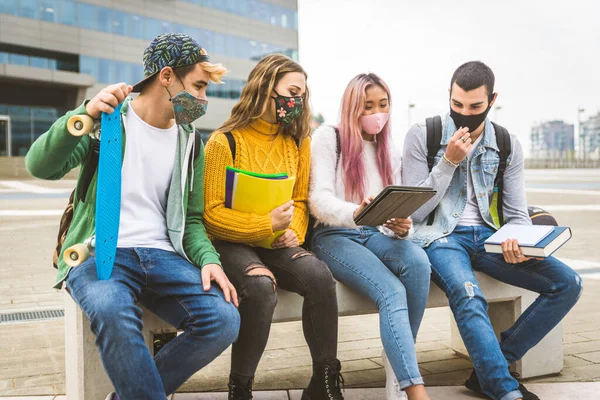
[228,374,254,400]
[301,360,345,400]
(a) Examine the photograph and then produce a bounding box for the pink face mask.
[359,112,389,135]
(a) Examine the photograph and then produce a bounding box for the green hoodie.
[25,98,221,288]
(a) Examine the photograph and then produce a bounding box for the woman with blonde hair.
[204,54,343,400]
[309,73,431,400]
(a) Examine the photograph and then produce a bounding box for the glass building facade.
[0,0,298,156]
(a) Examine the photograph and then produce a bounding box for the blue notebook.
[484,226,572,258]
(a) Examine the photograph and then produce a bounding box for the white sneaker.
[383,349,408,399]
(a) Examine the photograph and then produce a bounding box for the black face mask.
[450,94,495,132]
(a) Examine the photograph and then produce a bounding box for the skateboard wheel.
[67,115,94,137]
[63,243,90,267]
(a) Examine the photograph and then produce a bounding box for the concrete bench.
[65,273,563,399]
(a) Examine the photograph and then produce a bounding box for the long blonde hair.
[219,54,312,142]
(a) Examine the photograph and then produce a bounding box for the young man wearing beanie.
[25,33,240,399]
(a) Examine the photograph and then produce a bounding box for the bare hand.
[271,229,299,249]
[353,196,375,220]
[384,217,412,237]
[501,239,541,264]
[201,263,239,307]
[444,127,472,164]
[270,200,294,232]
[85,83,133,119]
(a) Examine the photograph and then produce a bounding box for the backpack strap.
[76,138,100,203]
[186,129,204,177]
[332,127,341,168]
[425,115,443,225]
[193,129,202,160]
[224,131,236,162]
[492,122,511,226]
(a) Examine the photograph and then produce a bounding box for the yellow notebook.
[230,171,296,248]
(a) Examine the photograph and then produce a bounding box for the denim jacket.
[401,114,531,248]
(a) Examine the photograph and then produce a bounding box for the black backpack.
[424,116,556,227]
[53,129,203,269]
[223,128,341,249]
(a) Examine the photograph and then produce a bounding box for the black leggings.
[213,240,339,381]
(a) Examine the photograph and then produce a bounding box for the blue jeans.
[66,248,240,400]
[426,225,582,400]
[312,225,431,389]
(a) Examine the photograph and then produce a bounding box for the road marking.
[536,205,600,212]
[0,210,63,217]
[526,188,600,196]
[0,181,73,194]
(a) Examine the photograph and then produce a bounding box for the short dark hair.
[450,61,495,98]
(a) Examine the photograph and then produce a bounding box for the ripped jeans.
[213,240,339,381]
[426,225,582,400]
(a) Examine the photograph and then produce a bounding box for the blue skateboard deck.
[95,104,122,280]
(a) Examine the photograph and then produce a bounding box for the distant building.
[530,120,574,159]
[580,112,600,159]
[0,0,299,156]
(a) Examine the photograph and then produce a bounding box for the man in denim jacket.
[402,61,582,400]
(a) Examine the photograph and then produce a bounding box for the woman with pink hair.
[309,73,431,400]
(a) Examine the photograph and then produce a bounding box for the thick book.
[225,166,295,248]
[353,185,437,226]
[484,225,572,258]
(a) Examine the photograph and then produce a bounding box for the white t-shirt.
[458,134,486,226]
[117,104,178,251]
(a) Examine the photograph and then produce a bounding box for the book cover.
[484,226,572,258]
[224,166,295,248]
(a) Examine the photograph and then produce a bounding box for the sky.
[296,0,600,155]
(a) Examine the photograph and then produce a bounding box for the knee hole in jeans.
[244,264,277,292]
[290,249,314,261]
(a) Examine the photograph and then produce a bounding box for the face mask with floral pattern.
[272,90,303,126]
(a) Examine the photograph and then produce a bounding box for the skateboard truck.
[63,236,96,267]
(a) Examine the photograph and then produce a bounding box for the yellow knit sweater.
[204,118,311,246]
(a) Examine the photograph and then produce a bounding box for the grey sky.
[297,0,599,155]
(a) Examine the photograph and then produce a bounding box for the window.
[127,14,144,39]
[57,59,78,72]
[78,3,98,31]
[30,56,50,69]
[40,0,59,23]
[111,9,127,36]
[0,52,8,64]
[159,20,172,34]
[98,59,114,83]
[213,33,226,56]
[20,0,40,19]
[114,61,130,84]
[9,106,32,156]
[9,53,29,66]
[48,59,57,69]
[80,56,98,78]
[59,0,77,26]
[145,17,163,41]
[96,7,112,33]
[131,63,144,83]
[1,0,19,17]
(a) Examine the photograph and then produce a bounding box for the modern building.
[580,112,600,159]
[530,120,574,159]
[0,0,299,156]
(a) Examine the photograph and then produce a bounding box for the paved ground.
[1,169,600,398]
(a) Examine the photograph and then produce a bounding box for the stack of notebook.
[225,166,295,248]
